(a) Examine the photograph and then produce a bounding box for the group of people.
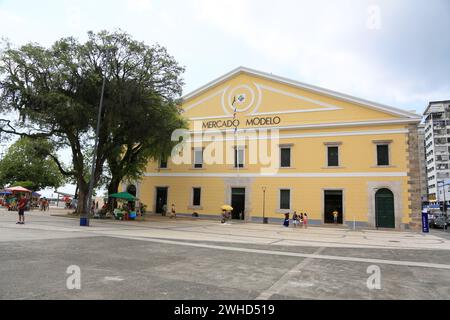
[283,211,308,228]
[162,203,177,219]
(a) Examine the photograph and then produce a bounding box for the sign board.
[422,212,429,233]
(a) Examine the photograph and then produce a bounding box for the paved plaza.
[1,208,450,300]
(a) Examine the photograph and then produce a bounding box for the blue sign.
[422,212,429,233]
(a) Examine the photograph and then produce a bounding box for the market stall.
[4,186,32,211]
[108,192,139,220]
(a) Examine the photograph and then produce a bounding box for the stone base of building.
[158,213,418,231]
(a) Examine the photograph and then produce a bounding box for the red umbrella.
[6,186,32,193]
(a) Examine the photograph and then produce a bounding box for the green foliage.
[11,181,35,190]
[0,30,186,212]
[0,137,65,190]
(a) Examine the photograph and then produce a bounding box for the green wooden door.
[375,189,395,228]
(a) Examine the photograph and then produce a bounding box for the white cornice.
[186,129,408,142]
[182,66,421,119]
[189,118,420,135]
[144,172,407,178]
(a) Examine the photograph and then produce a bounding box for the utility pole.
[81,50,110,227]
[262,186,267,224]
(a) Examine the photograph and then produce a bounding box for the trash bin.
[80,217,90,227]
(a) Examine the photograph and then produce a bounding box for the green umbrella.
[108,192,137,201]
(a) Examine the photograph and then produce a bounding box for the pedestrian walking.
[333,209,339,224]
[162,204,167,216]
[170,204,176,219]
[299,212,304,228]
[16,194,28,225]
[283,213,290,227]
[221,209,227,224]
[303,213,308,229]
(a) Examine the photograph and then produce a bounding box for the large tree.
[0,30,186,214]
[0,137,64,191]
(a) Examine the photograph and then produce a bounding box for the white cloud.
[65,5,82,30]
[193,0,445,113]
[0,8,26,33]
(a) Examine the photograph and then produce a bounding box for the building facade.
[423,100,450,204]
[124,67,422,230]
[417,124,428,204]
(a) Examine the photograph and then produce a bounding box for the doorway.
[375,188,395,228]
[231,188,245,220]
[155,187,168,214]
[324,190,343,224]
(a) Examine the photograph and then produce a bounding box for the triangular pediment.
[182,67,420,129]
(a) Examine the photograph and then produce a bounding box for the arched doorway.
[126,185,137,197]
[375,188,395,228]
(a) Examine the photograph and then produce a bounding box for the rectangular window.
[194,148,203,168]
[159,158,168,169]
[327,146,339,167]
[192,188,201,206]
[234,147,244,168]
[377,144,389,166]
[280,189,290,210]
[280,147,291,168]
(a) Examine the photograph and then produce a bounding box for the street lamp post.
[262,186,267,224]
[442,181,448,230]
[80,50,110,227]
[438,180,448,231]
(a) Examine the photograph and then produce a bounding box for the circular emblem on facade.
[222,84,261,115]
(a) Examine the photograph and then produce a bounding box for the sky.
[1,0,449,196]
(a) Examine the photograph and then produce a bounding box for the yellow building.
[124,67,422,230]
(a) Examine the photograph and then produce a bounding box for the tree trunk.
[76,180,89,215]
[106,177,121,213]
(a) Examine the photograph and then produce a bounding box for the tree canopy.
[0,30,187,213]
[0,137,65,191]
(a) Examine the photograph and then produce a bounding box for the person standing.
[91,201,96,215]
[299,212,304,228]
[303,213,308,229]
[292,211,299,228]
[17,194,28,225]
[333,209,339,224]
[170,204,176,219]
[283,213,290,228]
[162,203,167,216]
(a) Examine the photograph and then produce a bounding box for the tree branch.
[47,153,75,177]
